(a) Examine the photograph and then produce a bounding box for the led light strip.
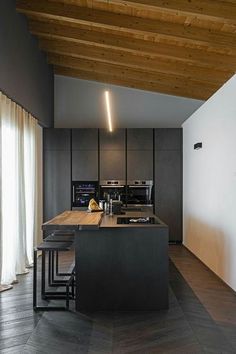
[105,91,113,132]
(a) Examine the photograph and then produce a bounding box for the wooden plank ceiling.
[16,0,236,100]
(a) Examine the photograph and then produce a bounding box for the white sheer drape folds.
[0,92,42,285]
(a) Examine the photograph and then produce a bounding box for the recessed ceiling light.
[105,91,113,132]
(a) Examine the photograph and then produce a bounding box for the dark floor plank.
[170,246,236,352]
[1,247,236,353]
[0,344,26,353]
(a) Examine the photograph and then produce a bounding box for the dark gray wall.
[0,0,54,127]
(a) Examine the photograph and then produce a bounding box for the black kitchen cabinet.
[99,129,126,180]
[155,129,182,243]
[43,129,71,150]
[155,128,182,150]
[43,129,71,222]
[43,150,71,221]
[72,129,98,150]
[127,129,153,150]
[72,129,98,181]
[72,150,98,180]
[127,150,153,180]
[127,129,153,181]
[99,129,125,150]
[100,150,126,180]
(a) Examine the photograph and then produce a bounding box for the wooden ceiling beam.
[54,65,213,101]
[53,64,218,100]
[39,37,233,85]
[115,0,236,22]
[50,0,236,25]
[48,53,219,100]
[29,20,236,71]
[16,0,236,52]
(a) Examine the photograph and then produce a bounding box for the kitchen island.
[42,210,169,311]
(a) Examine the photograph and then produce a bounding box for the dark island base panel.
[75,227,169,311]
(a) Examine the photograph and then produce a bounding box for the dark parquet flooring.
[0,246,236,353]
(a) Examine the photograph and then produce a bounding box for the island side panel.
[75,227,169,311]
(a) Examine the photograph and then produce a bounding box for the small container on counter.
[99,200,105,210]
[109,199,113,216]
[104,202,109,215]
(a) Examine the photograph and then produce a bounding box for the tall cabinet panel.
[127,129,153,150]
[155,129,182,243]
[43,129,71,222]
[100,129,125,150]
[72,129,98,181]
[127,129,153,181]
[99,129,126,181]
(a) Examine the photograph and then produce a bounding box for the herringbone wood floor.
[0,246,236,353]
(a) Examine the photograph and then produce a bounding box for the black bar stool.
[52,230,75,236]
[33,241,75,311]
[45,229,75,276]
[45,233,75,284]
[45,234,74,242]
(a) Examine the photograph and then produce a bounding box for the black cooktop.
[117,217,158,225]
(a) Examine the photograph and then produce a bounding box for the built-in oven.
[99,180,126,203]
[127,180,153,206]
[72,181,98,208]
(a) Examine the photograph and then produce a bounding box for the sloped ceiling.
[54,75,203,128]
[16,0,236,100]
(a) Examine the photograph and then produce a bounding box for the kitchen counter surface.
[100,211,167,228]
[42,209,167,231]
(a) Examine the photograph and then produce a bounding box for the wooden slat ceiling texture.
[16,0,236,100]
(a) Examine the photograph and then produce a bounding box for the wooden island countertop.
[42,210,103,231]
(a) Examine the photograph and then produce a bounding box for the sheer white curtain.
[0,92,42,285]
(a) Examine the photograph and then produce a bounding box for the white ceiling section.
[54,75,204,128]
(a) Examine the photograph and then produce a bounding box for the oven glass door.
[127,186,152,205]
[100,186,126,203]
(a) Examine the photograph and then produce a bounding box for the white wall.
[182,75,236,291]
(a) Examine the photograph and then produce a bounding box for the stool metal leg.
[56,251,59,275]
[51,250,55,281]
[41,251,46,299]
[66,283,69,310]
[33,249,37,310]
[72,277,75,299]
[48,251,52,286]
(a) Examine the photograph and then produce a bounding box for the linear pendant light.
[105,91,113,132]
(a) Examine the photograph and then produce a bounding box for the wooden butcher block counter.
[42,210,103,231]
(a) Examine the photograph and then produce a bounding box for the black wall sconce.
[194,142,202,150]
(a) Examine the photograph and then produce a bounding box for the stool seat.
[45,234,75,242]
[37,242,72,251]
[53,230,75,236]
